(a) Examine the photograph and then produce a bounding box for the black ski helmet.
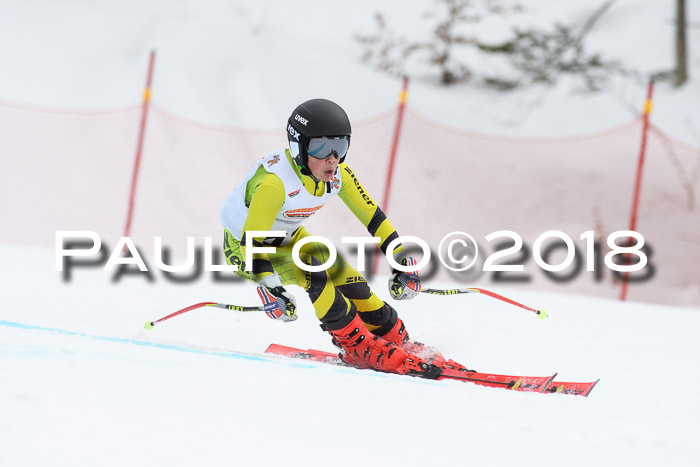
[287,98,351,176]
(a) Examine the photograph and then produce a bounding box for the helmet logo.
[294,114,309,126]
[287,124,300,141]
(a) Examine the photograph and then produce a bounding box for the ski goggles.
[306,136,349,160]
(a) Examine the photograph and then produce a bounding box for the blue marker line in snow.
[0,319,316,369]
[0,320,440,386]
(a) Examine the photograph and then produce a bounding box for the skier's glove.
[257,273,298,322]
[388,257,422,300]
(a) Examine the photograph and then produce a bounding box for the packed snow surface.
[2,246,699,466]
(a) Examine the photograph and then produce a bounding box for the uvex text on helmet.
[287,99,351,175]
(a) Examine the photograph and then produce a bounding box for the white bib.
[220,150,342,245]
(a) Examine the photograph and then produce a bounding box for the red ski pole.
[144,302,264,330]
[420,288,548,319]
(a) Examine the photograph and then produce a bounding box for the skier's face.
[307,153,339,182]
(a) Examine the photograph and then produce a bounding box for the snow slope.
[2,245,700,466]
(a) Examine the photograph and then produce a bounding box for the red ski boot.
[375,315,473,372]
[322,309,442,379]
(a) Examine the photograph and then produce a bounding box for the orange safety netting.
[1,99,698,306]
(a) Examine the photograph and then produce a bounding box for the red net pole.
[372,77,409,275]
[382,76,409,216]
[620,80,654,301]
[123,50,156,241]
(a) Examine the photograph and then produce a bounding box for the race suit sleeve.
[337,163,405,257]
[240,171,286,280]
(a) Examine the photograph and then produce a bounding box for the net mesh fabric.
[1,99,698,305]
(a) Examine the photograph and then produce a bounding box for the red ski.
[265,344,559,395]
[543,379,600,397]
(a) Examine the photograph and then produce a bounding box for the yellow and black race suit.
[222,151,403,328]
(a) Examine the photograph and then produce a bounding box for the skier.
[220,98,459,379]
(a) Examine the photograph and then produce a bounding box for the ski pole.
[420,288,547,319]
[144,302,264,330]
